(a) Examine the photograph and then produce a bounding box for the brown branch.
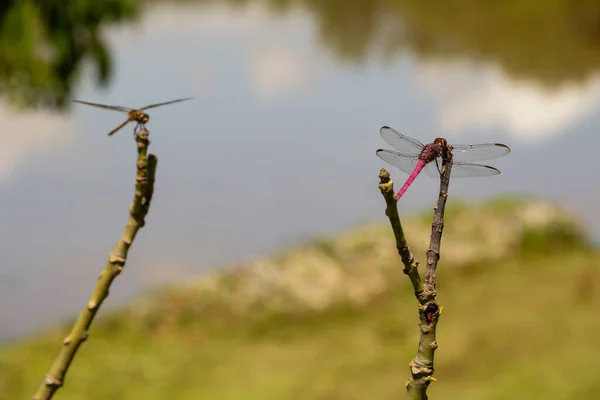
[424,148,453,293]
[377,149,453,400]
[32,129,158,400]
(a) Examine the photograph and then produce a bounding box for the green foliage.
[0,0,138,109]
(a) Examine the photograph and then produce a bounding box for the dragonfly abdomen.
[396,159,427,200]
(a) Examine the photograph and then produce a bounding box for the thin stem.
[424,150,453,292]
[32,129,158,400]
[378,169,423,294]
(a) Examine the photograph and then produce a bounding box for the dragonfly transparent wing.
[422,158,500,178]
[140,97,193,111]
[423,158,442,178]
[451,143,510,162]
[449,162,501,178]
[379,126,424,155]
[72,100,132,112]
[376,149,421,175]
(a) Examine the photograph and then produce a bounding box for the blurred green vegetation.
[2,0,600,109]
[2,198,599,399]
[0,0,138,109]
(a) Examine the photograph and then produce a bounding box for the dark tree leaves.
[0,0,138,110]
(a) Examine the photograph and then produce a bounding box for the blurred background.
[0,1,599,399]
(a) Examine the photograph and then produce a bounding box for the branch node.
[423,302,440,324]
[43,374,62,387]
[109,253,126,264]
[136,129,149,140]
[409,360,433,377]
[137,160,149,170]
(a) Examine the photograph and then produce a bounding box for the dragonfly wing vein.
[140,97,193,110]
[451,143,511,162]
[72,100,132,112]
[376,149,421,175]
[450,162,501,178]
[379,126,424,154]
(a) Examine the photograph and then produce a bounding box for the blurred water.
[0,2,598,341]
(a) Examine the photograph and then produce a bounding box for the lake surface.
[1,2,598,341]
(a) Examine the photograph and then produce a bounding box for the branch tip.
[378,168,390,181]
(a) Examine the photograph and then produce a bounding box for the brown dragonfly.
[72,97,193,136]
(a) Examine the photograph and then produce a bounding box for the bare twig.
[377,148,453,400]
[424,147,453,293]
[378,169,422,294]
[33,129,158,400]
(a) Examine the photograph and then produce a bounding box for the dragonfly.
[72,97,193,136]
[376,126,510,200]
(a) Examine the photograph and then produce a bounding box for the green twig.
[377,148,453,400]
[378,169,422,294]
[32,129,158,400]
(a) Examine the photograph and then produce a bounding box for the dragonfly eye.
[433,138,447,147]
[142,114,149,123]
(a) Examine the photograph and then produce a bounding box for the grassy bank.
[1,198,598,399]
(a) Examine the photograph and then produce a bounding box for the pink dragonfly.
[376,126,510,199]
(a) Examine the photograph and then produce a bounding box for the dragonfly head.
[433,137,448,149]
[130,110,150,124]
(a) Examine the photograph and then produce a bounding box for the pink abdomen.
[396,160,426,200]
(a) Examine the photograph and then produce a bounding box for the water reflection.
[0,101,76,182]
[204,0,600,87]
[414,60,600,141]
[4,1,600,108]
[0,2,598,341]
